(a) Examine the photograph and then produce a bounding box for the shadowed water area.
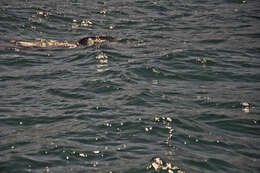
[0,0,260,172]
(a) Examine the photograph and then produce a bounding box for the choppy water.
[0,0,260,172]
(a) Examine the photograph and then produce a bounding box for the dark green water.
[0,0,260,172]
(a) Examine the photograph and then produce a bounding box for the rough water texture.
[0,0,260,173]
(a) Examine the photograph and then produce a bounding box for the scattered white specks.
[166,117,172,122]
[145,127,153,132]
[241,102,250,113]
[93,150,100,154]
[241,102,249,107]
[152,80,159,85]
[79,153,87,158]
[242,107,250,113]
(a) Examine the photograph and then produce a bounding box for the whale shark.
[12,36,114,48]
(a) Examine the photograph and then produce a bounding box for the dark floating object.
[77,36,114,45]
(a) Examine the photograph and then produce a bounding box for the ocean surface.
[0,0,260,172]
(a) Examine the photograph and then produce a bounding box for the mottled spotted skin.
[13,36,114,48]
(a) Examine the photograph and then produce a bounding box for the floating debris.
[242,107,249,113]
[154,116,160,122]
[166,117,172,122]
[37,11,44,15]
[45,166,50,173]
[147,157,184,173]
[109,25,114,30]
[241,102,250,113]
[96,53,108,60]
[104,122,112,127]
[72,19,79,29]
[241,102,249,107]
[152,68,160,73]
[93,150,100,154]
[81,19,93,27]
[145,127,153,132]
[154,115,174,123]
[79,153,87,158]
[153,115,175,146]
[92,161,98,167]
[37,11,48,17]
[196,57,207,64]
[11,47,21,52]
[152,80,159,85]
[72,23,79,29]
[100,9,107,15]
